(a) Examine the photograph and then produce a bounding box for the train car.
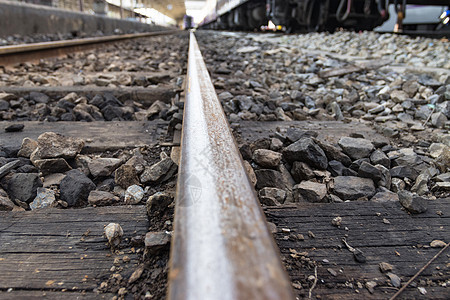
[183,15,194,30]
[200,0,450,32]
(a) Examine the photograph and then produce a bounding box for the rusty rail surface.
[0,30,179,66]
[168,31,294,300]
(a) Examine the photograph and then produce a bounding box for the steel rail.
[0,30,179,66]
[168,31,294,300]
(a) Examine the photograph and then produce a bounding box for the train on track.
[200,0,450,32]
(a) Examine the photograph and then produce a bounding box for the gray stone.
[0,99,10,111]
[5,124,24,132]
[59,169,95,207]
[252,149,282,168]
[29,187,56,210]
[0,160,21,179]
[32,132,84,160]
[285,128,318,144]
[333,176,375,200]
[375,164,391,188]
[33,158,72,176]
[338,137,374,160]
[436,147,450,172]
[145,231,171,253]
[17,138,38,158]
[270,138,283,151]
[283,137,328,169]
[293,181,327,203]
[391,178,406,193]
[7,173,42,204]
[315,139,352,167]
[390,165,418,180]
[146,192,173,215]
[29,92,49,104]
[124,185,144,204]
[114,164,139,189]
[402,80,419,97]
[390,90,408,103]
[368,104,385,114]
[429,143,447,158]
[358,162,382,182]
[255,169,288,190]
[398,190,428,214]
[387,273,401,288]
[0,188,14,211]
[141,157,177,183]
[291,161,315,182]
[88,157,122,177]
[435,172,450,182]
[88,190,119,206]
[370,150,390,168]
[431,112,447,128]
[328,160,345,176]
[371,189,399,202]
[259,187,286,206]
[410,174,430,195]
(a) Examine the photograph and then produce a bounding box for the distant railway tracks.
[0,30,179,66]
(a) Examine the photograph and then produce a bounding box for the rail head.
[168,31,294,300]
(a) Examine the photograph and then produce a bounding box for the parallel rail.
[168,31,294,300]
[0,30,179,66]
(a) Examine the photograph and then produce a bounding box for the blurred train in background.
[198,0,449,33]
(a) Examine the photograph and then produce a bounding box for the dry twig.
[390,242,449,300]
[309,266,318,299]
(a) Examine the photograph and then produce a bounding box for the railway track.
[1,29,449,300]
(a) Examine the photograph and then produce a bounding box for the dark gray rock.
[398,190,427,214]
[7,173,42,204]
[333,176,376,200]
[285,128,318,143]
[390,166,418,180]
[315,139,352,167]
[349,158,370,172]
[60,169,95,207]
[370,150,390,168]
[255,169,287,189]
[358,161,382,182]
[290,161,315,182]
[338,137,374,160]
[88,157,122,177]
[5,124,24,132]
[145,231,171,253]
[328,160,345,176]
[0,160,21,179]
[29,92,49,104]
[283,137,328,169]
[375,164,391,188]
[371,188,399,202]
[140,158,177,184]
[0,100,9,111]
